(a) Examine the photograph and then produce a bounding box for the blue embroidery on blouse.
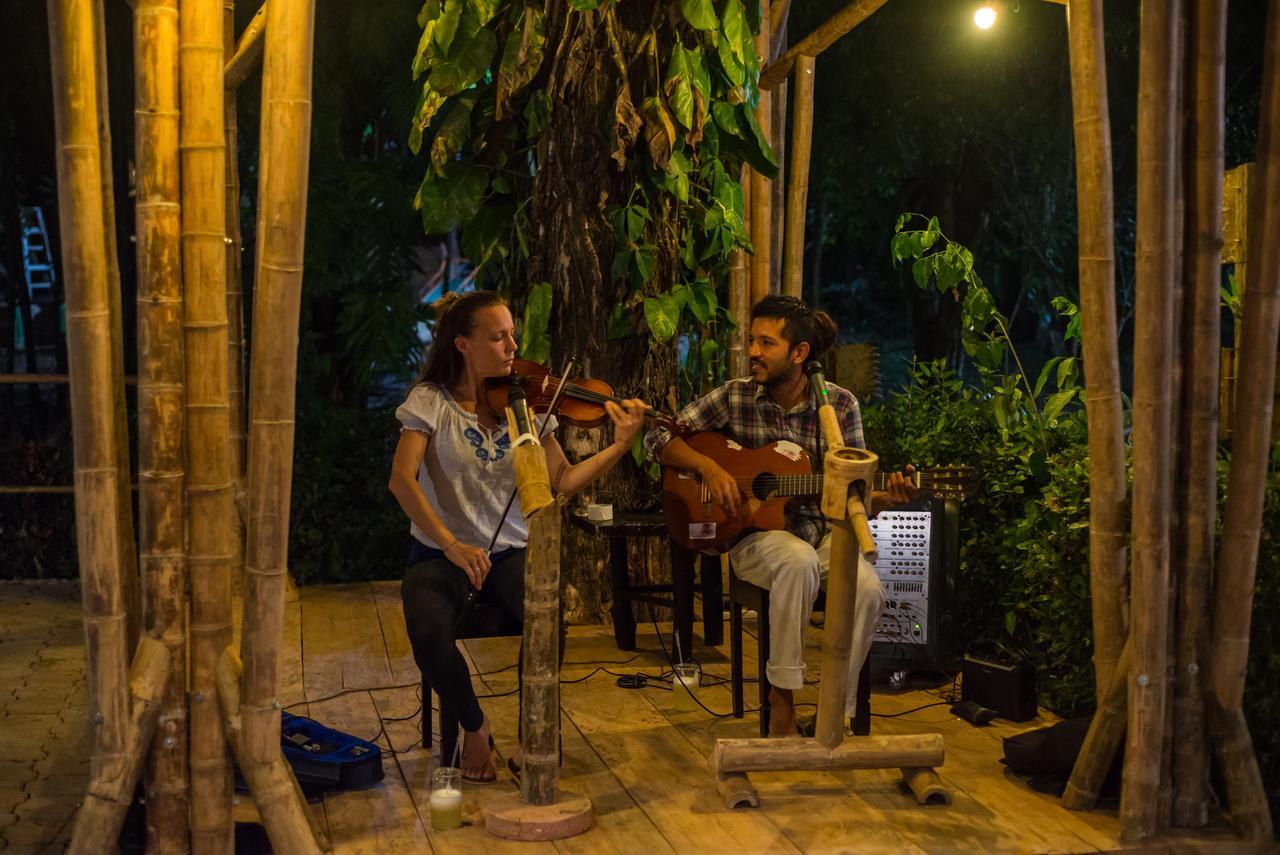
[464,427,509,463]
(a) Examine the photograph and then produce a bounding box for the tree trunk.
[1121,0,1180,842]
[180,0,235,849]
[133,0,189,849]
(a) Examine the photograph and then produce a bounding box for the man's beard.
[752,360,793,387]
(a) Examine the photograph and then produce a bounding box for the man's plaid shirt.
[644,377,865,546]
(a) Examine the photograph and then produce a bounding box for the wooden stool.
[728,565,871,737]
[422,602,522,767]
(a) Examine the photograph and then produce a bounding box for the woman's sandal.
[505,737,564,785]
[460,729,499,785]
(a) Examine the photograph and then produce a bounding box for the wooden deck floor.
[0,580,1258,854]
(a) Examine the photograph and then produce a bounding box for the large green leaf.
[738,103,778,177]
[497,7,546,119]
[520,281,553,364]
[680,0,718,31]
[471,0,501,27]
[644,294,681,342]
[720,0,751,71]
[664,46,695,131]
[688,278,717,323]
[415,161,488,234]
[429,17,497,96]
[430,94,477,176]
[525,90,552,138]
[408,81,447,154]
[433,0,463,55]
[459,197,514,272]
[606,302,633,339]
[640,96,676,169]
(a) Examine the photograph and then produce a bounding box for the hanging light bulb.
[974,4,998,29]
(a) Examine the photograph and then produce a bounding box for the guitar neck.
[773,471,910,498]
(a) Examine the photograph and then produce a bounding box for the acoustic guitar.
[662,431,976,554]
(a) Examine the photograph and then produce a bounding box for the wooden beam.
[223,2,266,89]
[713,734,943,775]
[760,0,889,90]
[782,55,814,299]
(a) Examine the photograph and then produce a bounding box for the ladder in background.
[20,206,56,305]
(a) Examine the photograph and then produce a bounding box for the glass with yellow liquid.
[672,662,701,713]
[430,766,463,830]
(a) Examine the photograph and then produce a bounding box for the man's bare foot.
[460,716,497,783]
[767,686,797,737]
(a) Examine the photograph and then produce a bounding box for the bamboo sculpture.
[782,55,814,300]
[1122,0,1181,842]
[46,0,172,849]
[220,0,323,848]
[1172,0,1227,829]
[1065,0,1127,702]
[180,0,236,848]
[1208,0,1280,841]
[750,0,773,304]
[485,393,594,840]
[134,0,190,848]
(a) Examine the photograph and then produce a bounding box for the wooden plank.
[371,580,420,685]
[301,583,394,697]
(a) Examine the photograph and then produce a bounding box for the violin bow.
[453,357,576,628]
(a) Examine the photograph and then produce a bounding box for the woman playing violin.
[388,290,647,784]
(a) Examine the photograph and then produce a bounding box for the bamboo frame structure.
[1208,0,1280,841]
[134,0,189,848]
[225,0,322,848]
[1121,0,1181,842]
[782,55,814,299]
[180,0,236,848]
[223,1,266,90]
[1171,0,1226,830]
[760,0,889,90]
[1065,0,1127,703]
[225,0,248,591]
[750,0,773,304]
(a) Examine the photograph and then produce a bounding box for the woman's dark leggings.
[400,540,564,734]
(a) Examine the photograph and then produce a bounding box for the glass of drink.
[430,766,463,831]
[672,661,701,713]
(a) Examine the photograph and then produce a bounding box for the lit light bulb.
[974,5,997,29]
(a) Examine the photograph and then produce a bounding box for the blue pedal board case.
[234,712,385,796]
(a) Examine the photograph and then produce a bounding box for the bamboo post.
[225,0,248,593]
[1121,0,1181,842]
[92,0,142,653]
[134,0,189,848]
[1063,638,1132,810]
[485,395,593,840]
[1065,0,1128,703]
[728,245,748,377]
[713,734,943,774]
[1171,0,1226,830]
[1208,0,1280,841]
[181,0,236,848]
[750,0,773,305]
[782,55,814,300]
[223,1,266,90]
[229,0,322,847]
[760,0,889,90]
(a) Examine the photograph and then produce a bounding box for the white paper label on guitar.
[773,440,803,461]
[689,522,717,540]
[725,439,743,451]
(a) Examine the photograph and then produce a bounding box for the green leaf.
[459,197,514,272]
[680,0,718,30]
[607,302,633,339]
[429,94,477,176]
[1004,610,1016,636]
[688,278,717,324]
[497,7,545,119]
[1042,388,1077,425]
[644,294,681,342]
[626,205,650,242]
[663,149,691,202]
[525,90,552,138]
[408,82,447,155]
[568,0,600,9]
[611,249,633,283]
[664,47,695,130]
[1035,357,1064,399]
[428,18,497,96]
[700,337,720,367]
[716,1,747,86]
[471,0,501,26]
[633,243,656,284]
[911,255,935,290]
[1056,357,1077,391]
[520,281,553,364]
[416,160,488,234]
[433,0,463,54]
[735,103,778,178]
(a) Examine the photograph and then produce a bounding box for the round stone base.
[483,792,594,841]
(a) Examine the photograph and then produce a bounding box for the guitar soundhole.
[751,473,778,500]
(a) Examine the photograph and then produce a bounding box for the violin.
[484,358,675,430]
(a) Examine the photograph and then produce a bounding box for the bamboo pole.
[134,0,189,848]
[769,12,787,290]
[225,0,248,594]
[1208,0,1280,841]
[93,0,141,654]
[782,55,814,299]
[1121,0,1180,842]
[1065,0,1127,702]
[1063,638,1131,810]
[1171,0,1226,830]
[713,734,943,774]
[728,246,748,377]
[223,1,266,90]
[750,0,773,305]
[181,0,236,849]
[760,0,888,90]
[233,0,320,847]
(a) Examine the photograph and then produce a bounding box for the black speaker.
[961,654,1037,722]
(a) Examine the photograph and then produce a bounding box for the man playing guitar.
[644,296,916,737]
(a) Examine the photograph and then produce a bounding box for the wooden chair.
[728,564,871,737]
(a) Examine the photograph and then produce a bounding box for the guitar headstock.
[916,465,978,501]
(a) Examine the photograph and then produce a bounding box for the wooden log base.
[712,733,944,776]
[716,772,760,809]
[483,792,594,841]
[900,767,951,806]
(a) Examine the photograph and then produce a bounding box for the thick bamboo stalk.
[225,0,248,597]
[237,0,319,847]
[134,0,189,849]
[520,502,561,806]
[1121,0,1181,842]
[750,0,773,305]
[1063,638,1132,810]
[771,78,787,292]
[181,0,235,849]
[216,650,324,855]
[1171,0,1226,830]
[760,0,888,90]
[1065,0,1127,702]
[223,1,266,90]
[46,0,134,841]
[815,514,857,747]
[713,734,943,774]
[728,246,748,377]
[92,0,142,654]
[1208,0,1280,841]
[783,55,814,299]
[68,638,170,854]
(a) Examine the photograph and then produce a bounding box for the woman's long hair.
[412,290,507,390]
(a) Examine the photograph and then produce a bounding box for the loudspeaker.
[962,654,1037,722]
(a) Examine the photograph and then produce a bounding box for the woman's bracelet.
[441,537,459,553]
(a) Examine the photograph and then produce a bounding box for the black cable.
[645,601,739,718]
[870,700,950,718]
